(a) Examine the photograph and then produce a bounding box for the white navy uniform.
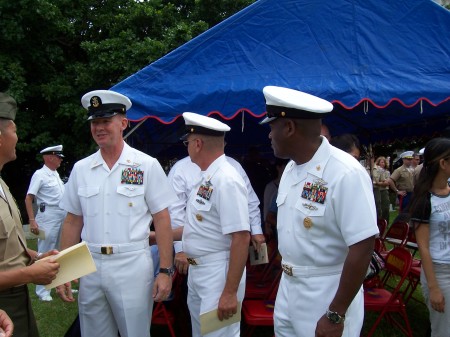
[59,142,177,337]
[274,137,379,337]
[27,164,66,299]
[168,155,261,253]
[183,154,250,337]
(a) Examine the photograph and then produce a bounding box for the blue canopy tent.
[112,0,450,158]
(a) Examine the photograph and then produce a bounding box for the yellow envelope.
[38,242,97,289]
[200,302,241,335]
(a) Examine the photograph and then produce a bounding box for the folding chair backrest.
[382,221,409,247]
[381,247,412,291]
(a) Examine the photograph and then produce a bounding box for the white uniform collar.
[89,143,142,169]
[285,136,331,184]
[43,164,56,175]
[201,154,227,181]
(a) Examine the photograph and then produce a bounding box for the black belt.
[0,284,27,295]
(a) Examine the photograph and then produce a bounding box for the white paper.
[249,242,269,266]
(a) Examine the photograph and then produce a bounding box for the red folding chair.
[151,271,181,337]
[364,247,413,337]
[377,218,388,238]
[241,268,281,337]
[402,228,423,304]
[379,221,409,259]
[403,263,422,305]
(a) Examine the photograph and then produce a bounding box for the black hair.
[330,133,360,153]
[409,137,450,221]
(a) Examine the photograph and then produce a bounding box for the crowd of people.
[0,86,448,337]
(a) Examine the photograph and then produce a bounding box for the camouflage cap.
[0,93,17,121]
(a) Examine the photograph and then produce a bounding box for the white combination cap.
[260,86,333,124]
[81,90,132,120]
[40,145,64,158]
[400,151,414,159]
[181,112,230,139]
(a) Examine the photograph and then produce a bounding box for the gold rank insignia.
[316,165,321,171]
[128,202,133,207]
[303,217,313,229]
[196,214,203,221]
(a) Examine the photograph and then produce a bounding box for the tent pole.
[124,119,146,140]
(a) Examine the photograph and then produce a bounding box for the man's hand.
[217,291,238,321]
[28,258,59,285]
[149,231,156,245]
[30,219,39,235]
[251,234,265,251]
[0,309,13,337]
[39,249,59,260]
[315,314,344,337]
[153,273,172,302]
[56,281,77,302]
[174,252,190,275]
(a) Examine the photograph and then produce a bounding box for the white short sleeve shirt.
[168,156,261,233]
[27,165,65,206]
[59,143,177,244]
[182,155,250,257]
[277,137,379,267]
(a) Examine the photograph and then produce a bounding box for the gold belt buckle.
[282,263,293,276]
[187,257,198,265]
[101,246,114,255]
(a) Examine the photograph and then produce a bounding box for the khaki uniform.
[390,165,414,211]
[0,178,39,337]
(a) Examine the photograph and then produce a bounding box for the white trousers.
[421,263,450,337]
[187,259,246,337]
[35,207,66,298]
[274,272,364,337]
[79,247,154,337]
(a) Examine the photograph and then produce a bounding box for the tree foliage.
[0,0,255,208]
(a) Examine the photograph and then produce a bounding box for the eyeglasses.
[183,138,199,147]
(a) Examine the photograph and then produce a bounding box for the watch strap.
[159,266,175,276]
[326,309,345,324]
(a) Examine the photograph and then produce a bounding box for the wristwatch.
[159,266,175,277]
[326,309,345,324]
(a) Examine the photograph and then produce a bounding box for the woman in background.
[409,137,450,337]
[373,156,391,223]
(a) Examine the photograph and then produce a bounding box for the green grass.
[27,239,79,337]
[27,210,430,336]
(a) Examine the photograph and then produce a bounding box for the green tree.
[0,0,255,214]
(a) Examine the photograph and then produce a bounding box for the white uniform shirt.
[168,156,262,252]
[59,143,177,244]
[182,155,250,257]
[27,165,65,206]
[277,137,379,267]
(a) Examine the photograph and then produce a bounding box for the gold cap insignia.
[90,96,102,108]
